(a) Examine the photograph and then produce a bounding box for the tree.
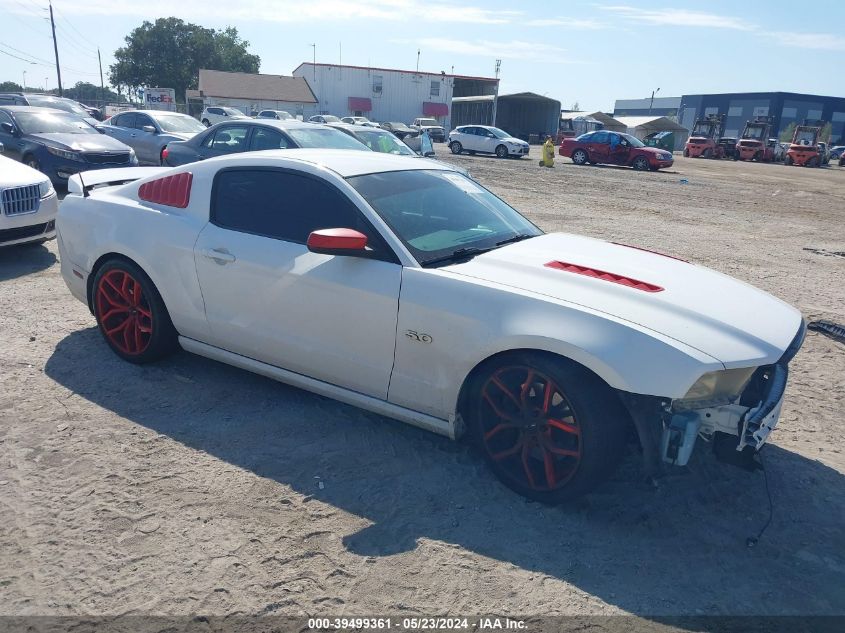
[779,121,796,143]
[62,81,125,104]
[569,101,580,111]
[109,18,260,103]
[0,81,23,92]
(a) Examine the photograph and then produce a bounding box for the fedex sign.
[143,88,176,111]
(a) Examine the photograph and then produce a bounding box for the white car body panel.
[57,150,802,450]
[449,126,529,156]
[0,155,58,246]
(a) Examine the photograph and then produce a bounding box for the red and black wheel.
[92,259,177,364]
[467,353,628,503]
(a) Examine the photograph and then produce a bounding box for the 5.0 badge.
[405,330,433,344]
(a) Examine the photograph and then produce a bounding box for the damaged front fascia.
[616,391,671,481]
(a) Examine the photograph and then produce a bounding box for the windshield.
[348,170,541,266]
[26,95,88,117]
[417,118,439,127]
[691,123,714,137]
[321,115,341,123]
[354,130,415,155]
[287,127,370,150]
[742,124,766,140]
[620,133,645,147]
[14,111,99,135]
[155,114,206,133]
[222,107,244,116]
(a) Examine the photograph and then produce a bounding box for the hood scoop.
[544,260,664,293]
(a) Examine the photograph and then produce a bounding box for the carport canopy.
[613,115,690,150]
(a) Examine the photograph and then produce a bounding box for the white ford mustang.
[57,150,805,502]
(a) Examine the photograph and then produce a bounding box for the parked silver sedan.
[100,110,206,165]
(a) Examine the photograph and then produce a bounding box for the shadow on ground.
[45,328,845,619]
[0,242,57,282]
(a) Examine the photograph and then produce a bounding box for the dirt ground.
[1,151,844,623]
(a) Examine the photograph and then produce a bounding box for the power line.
[53,7,98,53]
[0,43,100,77]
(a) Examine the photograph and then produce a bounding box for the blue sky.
[1,0,843,111]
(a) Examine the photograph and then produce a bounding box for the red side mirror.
[306,228,368,255]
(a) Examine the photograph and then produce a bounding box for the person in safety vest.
[539,135,555,167]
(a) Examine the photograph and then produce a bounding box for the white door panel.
[194,223,401,399]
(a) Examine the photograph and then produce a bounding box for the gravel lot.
[1,151,844,623]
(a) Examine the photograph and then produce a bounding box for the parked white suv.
[448,125,530,158]
[200,106,250,127]
[411,117,446,142]
[0,150,57,247]
[257,110,293,121]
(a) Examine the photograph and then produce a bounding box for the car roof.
[0,105,66,113]
[233,148,454,178]
[239,119,324,130]
[328,123,387,133]
[114,109,192,117]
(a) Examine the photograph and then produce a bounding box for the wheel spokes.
[97,270,153,356]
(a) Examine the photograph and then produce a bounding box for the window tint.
[114,113,136,128]
[209,107,223,115]
[592,131,610,144]
[250,127,291,151]
[212,169,387,249]
[204,126,249,153]
[134,114,154,130]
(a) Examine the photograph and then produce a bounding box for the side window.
[430,80,440,97]
[133,114,154,130]
[209,107,222,116]
[117,113,137,128]
[0,110,14,129]
[250,127,291,151]
[372,75,383,94]
[593,131,610,144]
[205,126,249,153]
[211,169,393,258]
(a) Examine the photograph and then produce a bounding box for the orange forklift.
[785,119,826,167]
[683,114,726,158]
[735,116,775,162]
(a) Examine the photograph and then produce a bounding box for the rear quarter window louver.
[138,173,192,208]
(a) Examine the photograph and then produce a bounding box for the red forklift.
[785,119,825,167]
[683,114,726,158]
[735,116,775,161]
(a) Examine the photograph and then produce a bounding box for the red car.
[559,131,674,171]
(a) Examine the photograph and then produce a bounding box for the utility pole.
[48,0,63,96]
[416,49,420,73]
[97,48,105,107]
[649,87,660,116]
[492,59,501,127]
[22,71,27,91]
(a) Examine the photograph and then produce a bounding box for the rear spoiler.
[67,167,171,197]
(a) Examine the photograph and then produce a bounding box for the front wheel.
[201,119,210,127]
[93,259,178,364]
[24,155,41,173]
[682,148,689,157]
[785,155,793,166]
[702,148,712,159]
[450,141,463,155]
[495,144,508,158]
[467,353,628,503]
[571,148,588,165]
[632,156,650,171]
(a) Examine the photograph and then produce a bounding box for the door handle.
[202,248,236,265]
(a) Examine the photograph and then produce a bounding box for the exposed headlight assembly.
[675,367,757,410]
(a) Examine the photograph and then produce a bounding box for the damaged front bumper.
[664,319,806,466]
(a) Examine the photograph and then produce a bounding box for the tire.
[201,119,210,127]
[24,155,41,173]
[466,352,628,503]
[807,156,819,168]
[571,148,588,165]
[785,155,793,166]
[495,144,508,158]
[702,148,712,159]
[753,151,762,162]
[682,148,689,158]
[468,150,476,155]
[450,141,463,155]
[632,156,650,171]
[92,259,178,364]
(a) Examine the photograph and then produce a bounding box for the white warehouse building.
[292,62,499,131]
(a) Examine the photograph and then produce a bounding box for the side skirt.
[178,336,456,439]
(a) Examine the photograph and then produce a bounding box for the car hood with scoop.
[445,233,801,368]
[30,133,131,152]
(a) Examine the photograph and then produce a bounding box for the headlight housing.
[38,180,54,198]
[675,367,757,409]
[47,147,84,162]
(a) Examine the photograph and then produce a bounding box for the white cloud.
[600,5,754,31]
[0,0,518,24]
[411,38,580,64]
[523,18,607,29]
[769,31,845,51]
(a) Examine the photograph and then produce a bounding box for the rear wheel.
[632,156,650,171]
[467,353,628,503]
[24,155,41,172]
[785,155,793,166]
[571,148,588,165]
[92,259,178,364]
[682,148,689,157]
[450,141,463,155]
[201,119,210,127]
[702,148,712,159]
[495,144,508,158]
